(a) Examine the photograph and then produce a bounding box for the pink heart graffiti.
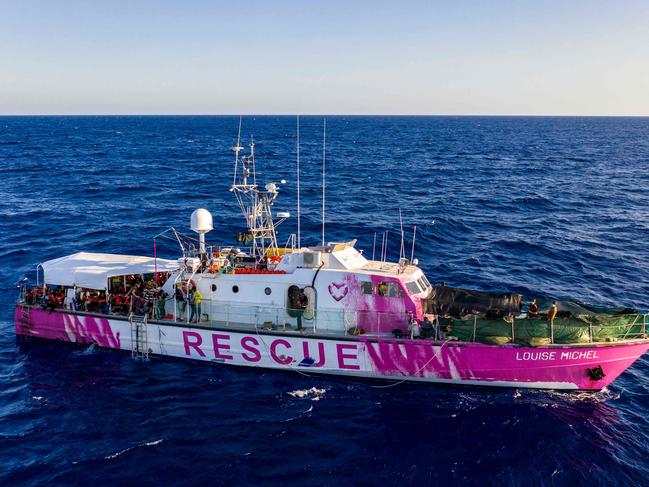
[328,281,349,301]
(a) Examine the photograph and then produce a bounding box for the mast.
[230,121,283,261]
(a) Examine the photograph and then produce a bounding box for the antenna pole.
[251,136,256,185]
[232,115,243,186]
[399,208,405,259]
[153,238,157,284]
[321,118,326,247]
[372,232,377,260]
[296,115,301,249]
[384,231,389,262]
[411,225,417,261]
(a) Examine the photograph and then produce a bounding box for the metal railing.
[151,298,411,336]
[437,313,649,345]
[16,289,649,345]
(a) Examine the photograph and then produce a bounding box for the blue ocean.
[1,116,648,485]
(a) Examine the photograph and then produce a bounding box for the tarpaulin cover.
[424,285,523,317]
[41,252,178,290]
[448,315,644,345]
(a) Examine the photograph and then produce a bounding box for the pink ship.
[14,130,649,391]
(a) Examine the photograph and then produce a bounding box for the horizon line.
[1,113,649,118]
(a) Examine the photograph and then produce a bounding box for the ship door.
[302,286,316,320]
[287,285,315,320]
[287,285,302,317]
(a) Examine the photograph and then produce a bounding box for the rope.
[369,340,450,388]
[253,323,451,385]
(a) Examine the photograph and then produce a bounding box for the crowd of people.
[108,279,168,319]
[24,285,111,313]
[22,273,207,324]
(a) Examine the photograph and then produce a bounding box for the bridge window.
[417,276,431,292]
[377,282,403,298]
[405,281,422,295]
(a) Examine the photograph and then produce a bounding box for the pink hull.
[15,306,649,390]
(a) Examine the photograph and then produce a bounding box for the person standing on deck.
[175,286,186,320]
[548,301,558,322]
[156,289,167,319]
[296,292,308,331]
[528,299,539,318]
[189,286,203,323]
[143,281,156,318]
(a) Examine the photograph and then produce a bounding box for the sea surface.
[1,116,649,486]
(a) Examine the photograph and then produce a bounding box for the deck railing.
[446,313,649,345]
[18,291,649,344]
[162,298,411,336]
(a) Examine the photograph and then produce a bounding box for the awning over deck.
[41,252,179,290]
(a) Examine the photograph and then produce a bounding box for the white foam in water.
[104,438,164,460]
[288,387,326,400]
[545,386,620,404]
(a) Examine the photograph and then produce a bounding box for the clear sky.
[1,0,648,115]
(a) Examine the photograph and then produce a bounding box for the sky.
[1,0,648,115]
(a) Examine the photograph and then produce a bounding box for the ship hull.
[14,306,649,390]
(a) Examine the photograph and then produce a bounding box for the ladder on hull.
[129,313,149,360]
[17,303,33,339]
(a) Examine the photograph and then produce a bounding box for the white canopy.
[41,252,179,290]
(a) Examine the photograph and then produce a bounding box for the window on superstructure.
[420,275,432,290]
[360,282,373,295]
[418,277,430,292]
[405,281,422,295]
[377,282,402,298]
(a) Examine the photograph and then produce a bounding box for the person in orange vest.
[548,301,558,322]
[528,299,539,318]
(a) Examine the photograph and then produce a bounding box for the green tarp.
[448,315,645,345]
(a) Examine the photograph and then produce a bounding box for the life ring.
[269,255,282,263]
[177,279,196,293]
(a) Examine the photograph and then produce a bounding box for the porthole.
[232,285,239,293]
[211,284,217,292]
[264,287,272,295]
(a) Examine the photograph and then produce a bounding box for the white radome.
[191,208,213,233]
